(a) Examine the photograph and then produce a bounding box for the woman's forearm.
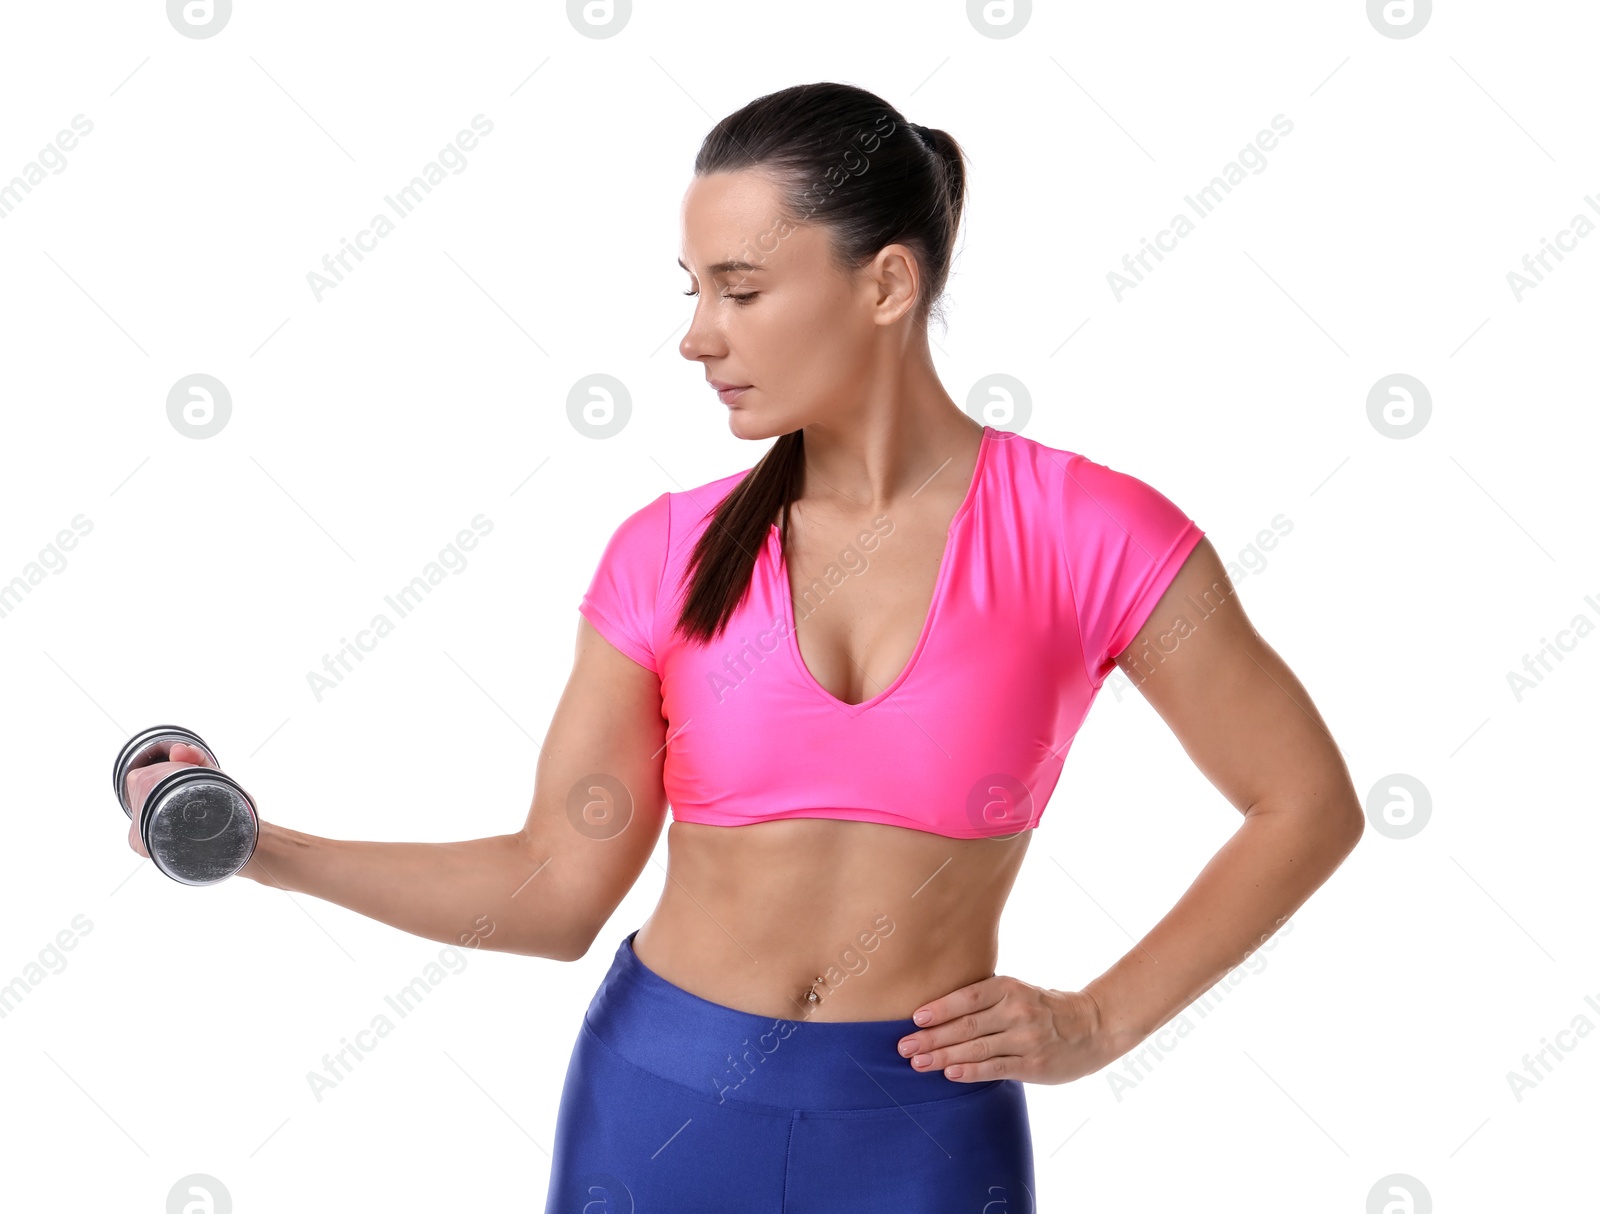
[1082,793,1364,1060]
[239,820,578,960]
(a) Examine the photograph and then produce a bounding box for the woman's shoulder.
[590,466,752,590]
[598,465,747,540]
[995,428,1194,519]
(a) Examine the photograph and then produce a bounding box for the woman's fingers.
[906,985,1112,1085]
[898,976,1075,1081]
[913,1033,1020,1081]
[124,743,210,845]
[168,742,214,767]
[900,1003,1012,1068]
[127,813,149,858]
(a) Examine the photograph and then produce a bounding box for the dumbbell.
[112,725,259,886]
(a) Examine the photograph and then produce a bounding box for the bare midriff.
[630,817,1033,1022]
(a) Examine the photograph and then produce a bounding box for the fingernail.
[899,1041,914,1056]
[913,1010,929,1025]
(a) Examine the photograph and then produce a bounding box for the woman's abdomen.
[630,816,1032,1021]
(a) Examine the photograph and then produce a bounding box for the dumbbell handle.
[113,724,221,820]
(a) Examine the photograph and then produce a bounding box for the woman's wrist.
[1078,978,1151,1068]
[239,819,303,890]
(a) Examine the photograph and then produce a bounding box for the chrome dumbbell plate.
[112,725,258,886]
[140,767,259,887]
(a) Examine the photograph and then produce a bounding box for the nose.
[678,299,725,363]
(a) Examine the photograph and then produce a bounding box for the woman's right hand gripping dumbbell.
[122,742,217,860]
[113,727,259,886]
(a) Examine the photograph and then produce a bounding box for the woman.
[123,83,1365,1211]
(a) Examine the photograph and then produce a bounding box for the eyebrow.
[678,258,768,275]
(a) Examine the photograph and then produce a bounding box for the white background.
[1,1,1595,1210]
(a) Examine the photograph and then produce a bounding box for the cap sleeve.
[578,491,671,673]
[1061,453,1205,686]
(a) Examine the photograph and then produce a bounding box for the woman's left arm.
[898,538,1367,1083]
[1073,533,1366,1063]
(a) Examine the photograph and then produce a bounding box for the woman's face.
[678,169,920,439]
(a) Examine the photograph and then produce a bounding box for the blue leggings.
[543,929,1036,1213]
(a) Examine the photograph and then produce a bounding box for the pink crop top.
[577,426,1205,839]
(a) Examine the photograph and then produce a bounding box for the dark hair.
[670,81,969,647]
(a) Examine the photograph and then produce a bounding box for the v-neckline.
[769,425,994,716]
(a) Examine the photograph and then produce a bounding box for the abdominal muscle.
[629,817,1033,1022]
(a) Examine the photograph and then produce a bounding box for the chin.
[725,411,786,442]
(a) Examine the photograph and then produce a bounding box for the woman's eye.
[682,289,757,305]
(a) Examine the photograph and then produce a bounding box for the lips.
[709,379,751,406]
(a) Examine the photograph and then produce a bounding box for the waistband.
[581,929,987,1111]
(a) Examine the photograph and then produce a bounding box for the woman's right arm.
[233,615,669,961]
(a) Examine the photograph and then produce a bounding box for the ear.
[865,243,923,324]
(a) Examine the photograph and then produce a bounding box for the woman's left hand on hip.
[897,974,1110,1084]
